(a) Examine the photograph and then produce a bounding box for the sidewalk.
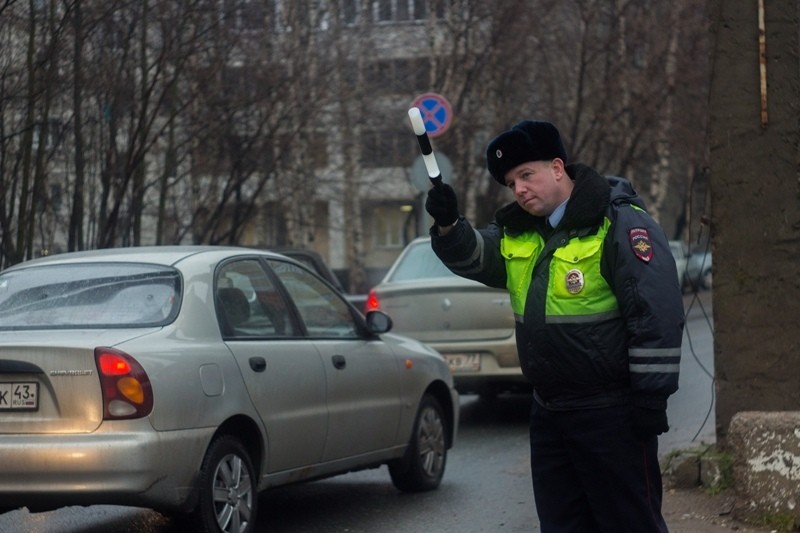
[663,486,775,532]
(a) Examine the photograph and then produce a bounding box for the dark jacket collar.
[496,163,626,234]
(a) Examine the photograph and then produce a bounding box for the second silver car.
[366,237,528,397]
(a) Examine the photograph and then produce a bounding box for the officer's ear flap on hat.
[486,120,568,185]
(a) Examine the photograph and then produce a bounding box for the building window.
[223,0,266,32]
[372,205,408,248]
[395,57,429,92]
[361,129,415,168]
[370,0,447,23]
[376,0,392,21]
[261,201,283,246]
[223,65,259,101]
[396,0,410,20]
[412,0,426,19]
[341,0,358,24]
[364,57,430,95]
[270,0,321,32]
[309,133,329,169]
[274,133,327,170]
[32,119,63,151]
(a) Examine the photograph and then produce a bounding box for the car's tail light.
[365,289,381,312]
[94,347,153,420]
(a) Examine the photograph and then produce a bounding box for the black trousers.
[530,400,668,533]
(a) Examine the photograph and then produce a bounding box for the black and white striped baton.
[407,107,443,190]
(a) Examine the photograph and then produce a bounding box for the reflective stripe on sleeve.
[545,309,621,324]
[629,363,681,374]
[629,347,682,358]
[629,347,681,374]
[449,230,486,275]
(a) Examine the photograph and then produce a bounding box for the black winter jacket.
[431,163,684,410]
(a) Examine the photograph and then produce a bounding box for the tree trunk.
[69,0,86,252]
[708,0,800,443]
[156,116,176,245]
[647,2,680,224]
[132,0,149,246]
[16,0,37,263]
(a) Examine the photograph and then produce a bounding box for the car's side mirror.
[365,310,393,334]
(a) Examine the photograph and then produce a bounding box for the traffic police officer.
[425,120,684,532]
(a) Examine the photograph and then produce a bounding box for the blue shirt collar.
[548,199,569,229]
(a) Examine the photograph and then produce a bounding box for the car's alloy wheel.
[389,394,447,492]
[193,435,257,533]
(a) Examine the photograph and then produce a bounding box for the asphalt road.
[0,291,716,533]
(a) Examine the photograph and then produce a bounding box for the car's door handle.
[331,354,346,370]
[249,357,266,372]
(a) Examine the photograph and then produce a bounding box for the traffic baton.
[407,107,443,190]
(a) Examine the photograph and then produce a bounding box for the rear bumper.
[429,338,528,395]
[0,419,215,512]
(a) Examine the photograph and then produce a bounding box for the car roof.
[270,248,345,291]
[376,236,488,287]
[1,245,292,271]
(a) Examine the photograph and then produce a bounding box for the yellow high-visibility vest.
[500,218,619,323]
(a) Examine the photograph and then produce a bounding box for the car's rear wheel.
[389,393,447,492]
[191,435,257,533]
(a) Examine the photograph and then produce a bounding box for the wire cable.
[680,167,716,443]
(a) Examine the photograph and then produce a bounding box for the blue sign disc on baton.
[410,93,452,138]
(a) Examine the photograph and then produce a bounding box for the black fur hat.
[486,120,568,185]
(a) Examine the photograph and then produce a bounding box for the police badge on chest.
[566,269,584,294]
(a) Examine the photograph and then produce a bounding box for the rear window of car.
[387,243,456,282]
[0,263,181,330]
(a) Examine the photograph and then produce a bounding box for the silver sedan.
[0,246,458,533]
[366,237,527,398]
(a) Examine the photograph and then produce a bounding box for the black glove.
[425,183,459,227]
[632,407,669,439]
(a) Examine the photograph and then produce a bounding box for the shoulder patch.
[629,228,653,262]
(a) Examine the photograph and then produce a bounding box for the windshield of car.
[387,242,456,282]
[0,263,181,330]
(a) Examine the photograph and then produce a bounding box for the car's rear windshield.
[387,243,456,282]
[0,263,181,330]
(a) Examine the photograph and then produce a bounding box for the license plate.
[0,382,39,411]
[445,353,481,373]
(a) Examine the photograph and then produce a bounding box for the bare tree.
[0,4,28,267]
[0,0,709,272]
[68,0,86,251]
[422,0,530,225]
[326,0,368,294]
[177,0,293,245]
[0,0,70,266]
[429,0,708,234]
